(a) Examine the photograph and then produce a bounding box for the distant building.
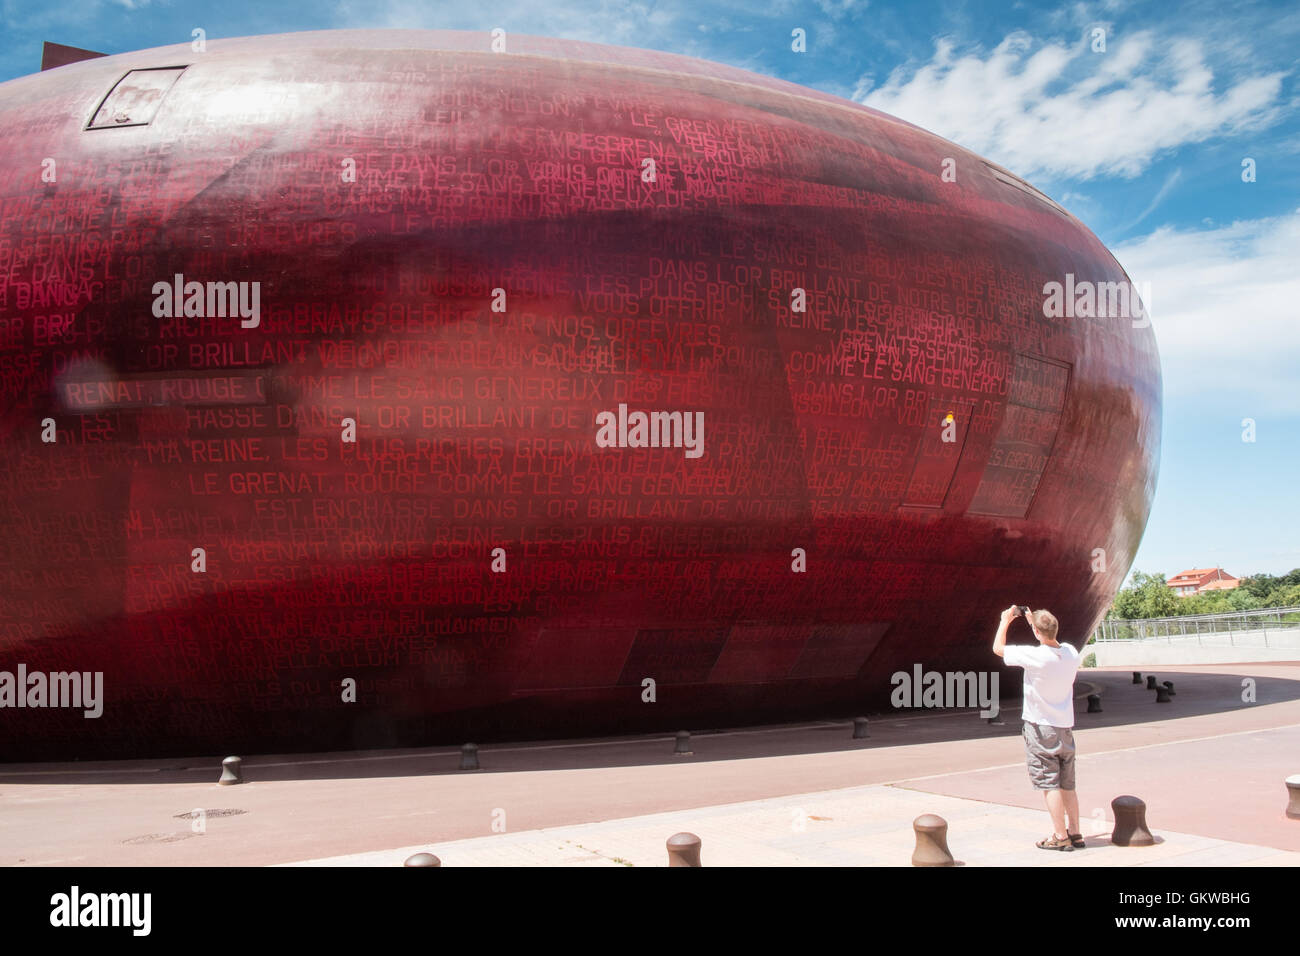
[1167,567,1240,596]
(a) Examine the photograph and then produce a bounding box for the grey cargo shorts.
[1022,721,1077,790]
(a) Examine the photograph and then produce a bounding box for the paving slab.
[280,784,1300,867]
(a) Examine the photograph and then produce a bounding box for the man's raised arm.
[993,605,1017,658]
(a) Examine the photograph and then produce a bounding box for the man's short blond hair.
[1030,609,1059,642]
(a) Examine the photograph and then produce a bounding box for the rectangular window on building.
[86,67,186,129]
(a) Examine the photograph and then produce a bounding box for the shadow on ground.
[1,664,1294,785]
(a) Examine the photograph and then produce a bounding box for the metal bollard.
[674,730,693,756]
[1155,685,1171,703]
[666,832,702,866]
[218,756,242,786]
[404,852,441,867]
[1286,775,1300,820]
[853,717,870,739]
[1146,675,1158,689]
[1087,693,1103,713]
[1132,671,1142,684]
[1111,795,1155,846]
[459,743,479,771]
[912,814,954,866]
[1162,680,1176,696]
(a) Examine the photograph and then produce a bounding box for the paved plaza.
[3,663,1298,866]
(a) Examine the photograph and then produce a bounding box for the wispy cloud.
[1114,210,1300,413]
[854,30,1286,181]
[1122,166,1182,232]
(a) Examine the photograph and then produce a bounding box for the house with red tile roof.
[1167,567,1240,596]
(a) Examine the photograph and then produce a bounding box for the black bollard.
[674,730,693,756]
[1155,685,1171,703]
[1111,795,1155,846]
[218,756,242,786]
[404,852,441,867]
[666,832,702,866]
[1087,693,1103,713]
[1162,680,1176,696]
[1146,675,1158,690]
[911,814,954,866]
[1132,671,1142,684]
[853,717,869,739]
[459,743,479,771]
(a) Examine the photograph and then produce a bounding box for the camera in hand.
[1016,605,1030,617]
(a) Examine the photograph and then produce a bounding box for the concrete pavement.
[3,663,1298,866]
[280,783,1300,867]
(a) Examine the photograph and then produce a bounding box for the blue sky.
[2,0,1297,580]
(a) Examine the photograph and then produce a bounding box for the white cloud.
[1113,210,1300,413]
[1122,166,1181,231]
[854,30,1285,181]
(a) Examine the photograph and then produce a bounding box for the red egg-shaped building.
[0,30,1160,760]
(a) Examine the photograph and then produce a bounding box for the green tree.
[1240,573,1278,600]
[1176,592,1215,615]
[1264,582,1300,608]
[1110,568,1300,620]
[1224,587,1261,611]
[1112,570,1178,619]
[1112,581,1141,619]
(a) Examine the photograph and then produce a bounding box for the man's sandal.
[1036,834,1074,851]
[1068,833,1086,849]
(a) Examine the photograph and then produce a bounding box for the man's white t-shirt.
[1003,643,1080,728]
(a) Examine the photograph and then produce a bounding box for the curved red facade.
[0,30,1160,760]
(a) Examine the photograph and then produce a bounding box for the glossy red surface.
[0,31,1160,759]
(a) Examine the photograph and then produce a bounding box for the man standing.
[992,605,1084,851]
